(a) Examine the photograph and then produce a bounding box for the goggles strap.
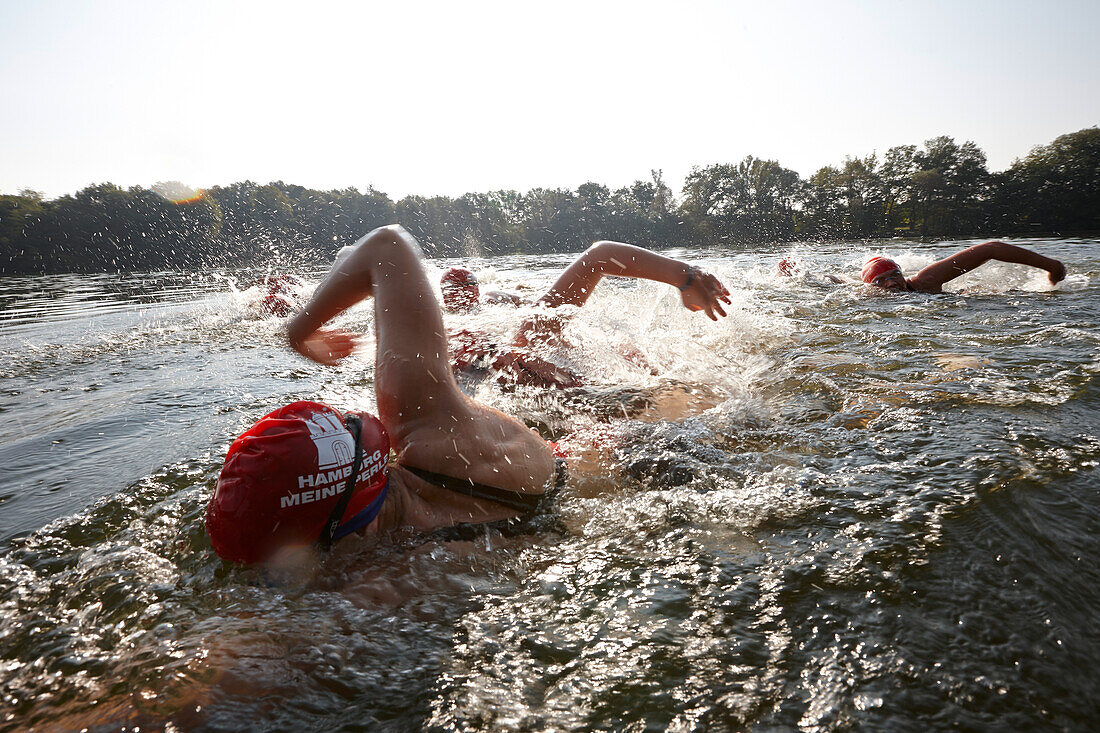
[317,415,364,552]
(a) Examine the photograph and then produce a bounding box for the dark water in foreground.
[0,238,1097,731]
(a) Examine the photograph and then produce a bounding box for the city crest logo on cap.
[305,407,356,471]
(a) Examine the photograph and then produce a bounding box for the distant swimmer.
[441,241,732,387]
[206,225,570,565]
[775,256,843,284]
[859,241,1066,293]
[260,293,295,317]
[440,267,524,311]
[776,241,1067,293]
[249,274,306,318]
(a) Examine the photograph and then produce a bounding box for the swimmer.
[440,267,523,312]
[250,274,305,294]
[776,256,799,277]
[260,293,295,317]
[441,243,729,317]
[776,242,1067,293]
[861,241,1066,293]
[441,241,732,387]
[249,274,306,318]
[206,226,571,564]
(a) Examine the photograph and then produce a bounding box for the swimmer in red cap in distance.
[439,267,525,313]
[249,274,306,318]
[440,267,481,312]
[440,241,732,387]
[774,256,843,283]
[860,241,1066,293]
[441,244,728,317]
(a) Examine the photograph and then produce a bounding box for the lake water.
[0,237,1097,730]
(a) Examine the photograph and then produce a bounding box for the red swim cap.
[441,267,478,289]
[861,257,902,284]
[440,267,480,311]
[260,293,294,317]
[206,401,389,564]
[266,274,303,295]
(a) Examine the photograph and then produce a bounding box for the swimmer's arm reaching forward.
[907,241,1067,293]
[539,241,732,319]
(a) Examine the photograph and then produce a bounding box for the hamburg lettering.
[281,451,384,509]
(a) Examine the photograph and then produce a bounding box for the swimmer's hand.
[292,328,359,365]
[680,268,732,320]
[1047,260,1066,286]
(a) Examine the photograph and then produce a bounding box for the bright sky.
[1,0,1097,200]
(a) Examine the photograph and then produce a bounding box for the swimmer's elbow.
[340,225,411,267]
[378,223,407,237]
[286,315,309,351]
[969,241,1010,261]
[584,241,623,270]
[360,224,405,246]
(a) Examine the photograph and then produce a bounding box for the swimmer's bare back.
[287,226,556,499]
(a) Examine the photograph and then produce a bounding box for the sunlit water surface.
[0,238,1097,731]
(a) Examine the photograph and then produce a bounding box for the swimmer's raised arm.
[288,224,555,493]
[908,241,1066,293]
[539,241,732,320]
[287,225,407,365]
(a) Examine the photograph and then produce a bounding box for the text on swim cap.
[280,450,384,509]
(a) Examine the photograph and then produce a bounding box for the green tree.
[800,165,847,238]
[911,136,989,235]
[682,156,802,243]
[0,190,47,273]
[879,145,920,233]
[992,127,1100,232]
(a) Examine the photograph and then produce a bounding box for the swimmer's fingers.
[704,272,731,316]
[683,270,729,320]
[709,272,731,300]
[1047,261,1066,285]
[688,301,719,321]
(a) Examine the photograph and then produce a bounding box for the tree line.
[1,127,1096,276]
